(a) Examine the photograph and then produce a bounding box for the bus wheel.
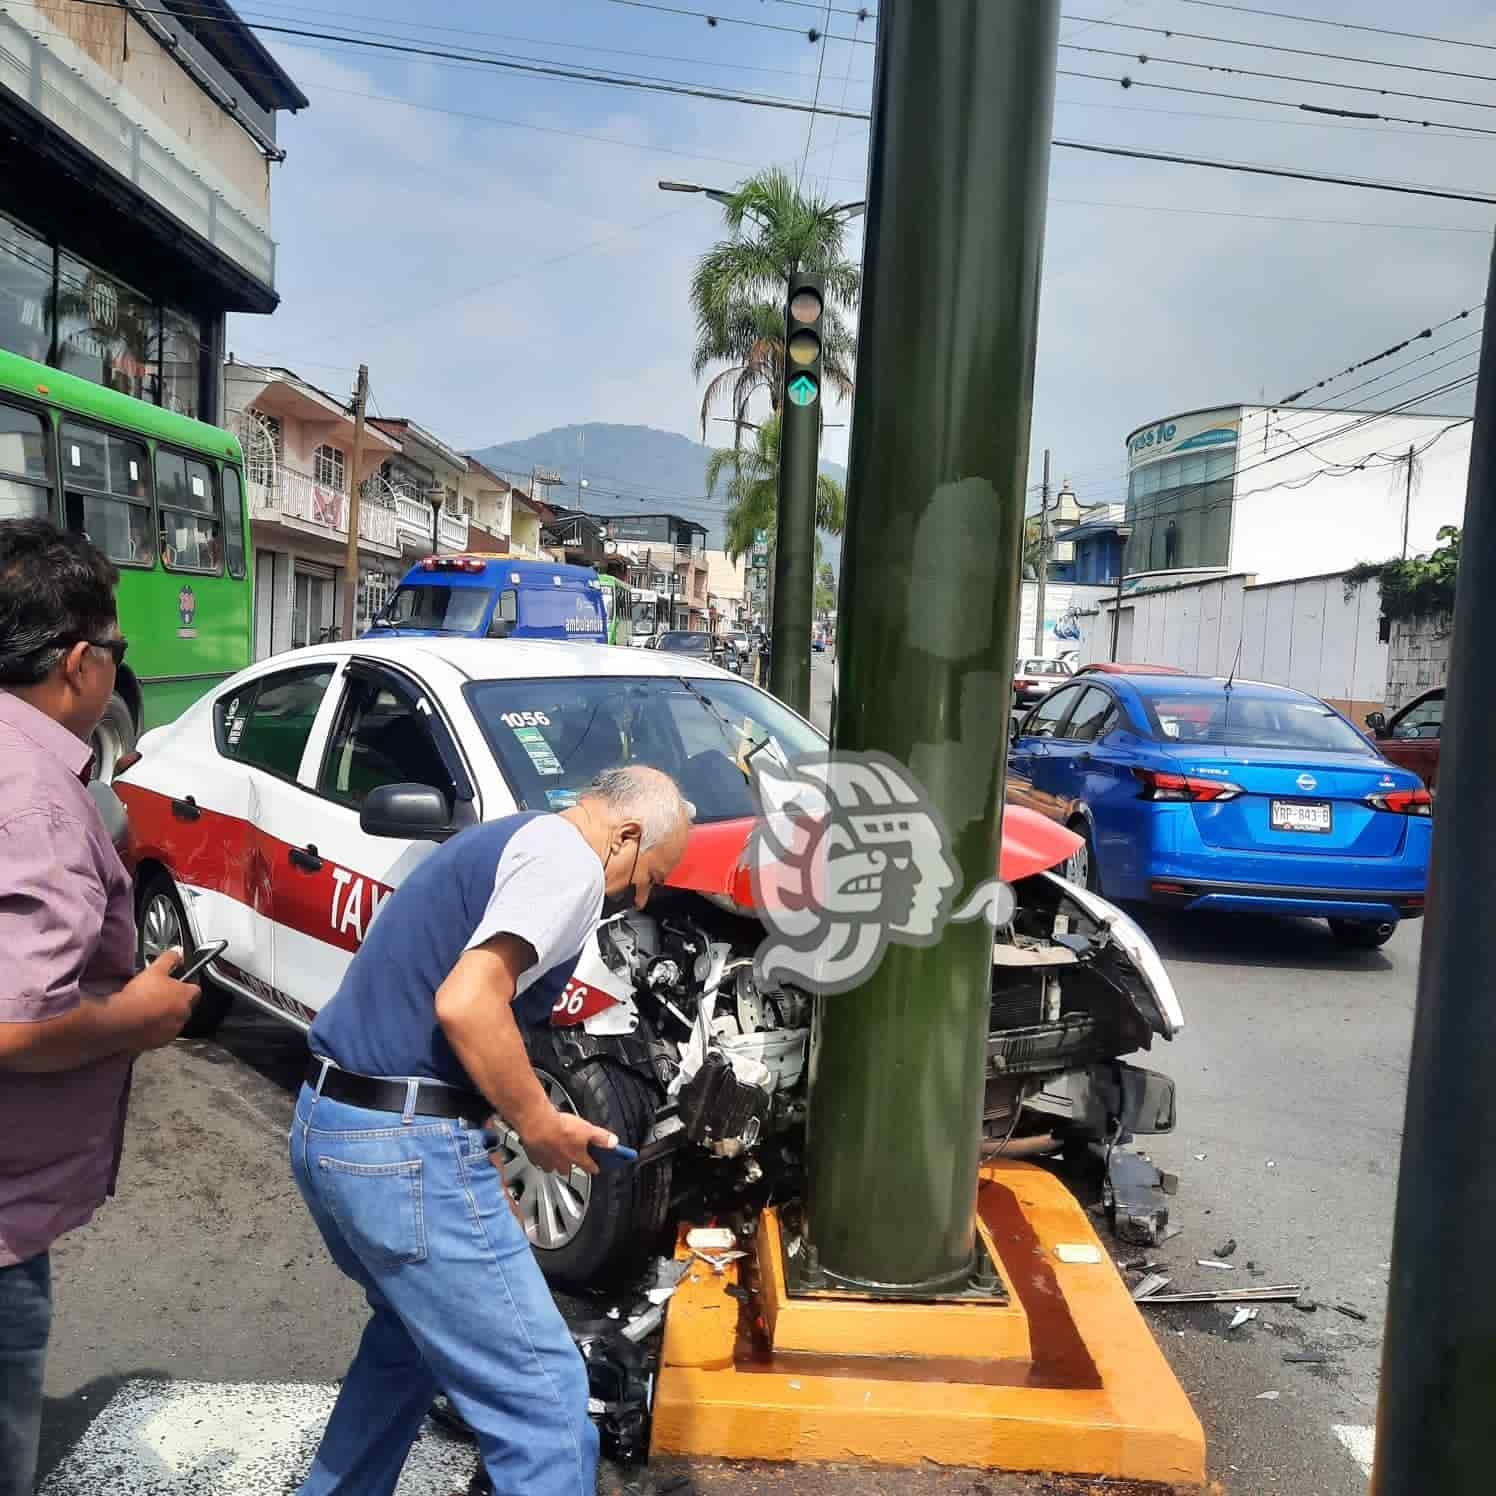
[91,693,136,783]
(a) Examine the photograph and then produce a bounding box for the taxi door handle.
[288,844,323,874]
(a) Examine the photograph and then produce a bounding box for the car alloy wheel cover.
[497,1069,592,1251]
[141,891,185,963]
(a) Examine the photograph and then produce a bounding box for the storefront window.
[0,215,53,365]
[56,253,160,404]
[159,306,206,419]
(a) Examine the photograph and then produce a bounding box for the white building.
[1123,404,1471,586]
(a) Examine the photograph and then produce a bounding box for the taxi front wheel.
[137,871,235,1039]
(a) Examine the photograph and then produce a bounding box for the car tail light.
[115,750,142,775]
[1133,767,1243,802]
[1366,787,1433,817]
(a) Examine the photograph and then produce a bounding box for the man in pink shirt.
[0,520,200,1496]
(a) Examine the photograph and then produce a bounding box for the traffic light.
[768,273,825,716]
[784,275,824,411]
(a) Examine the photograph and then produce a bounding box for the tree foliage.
[690,167,861,442]
[703,413,845,563]
[1345,525,1461,621]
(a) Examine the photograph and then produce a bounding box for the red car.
[1074,662,1187,677]
[1367,687,1443,792]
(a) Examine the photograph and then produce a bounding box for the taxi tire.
[527,1032,670,1289]
[137,871,235,1039]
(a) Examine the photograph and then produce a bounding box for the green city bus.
[0,346,251,776]
[596,572,634,646]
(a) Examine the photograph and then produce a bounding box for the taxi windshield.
[384,584,493,633]
[464,675,824,820]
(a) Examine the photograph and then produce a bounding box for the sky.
[227,0,1496,520]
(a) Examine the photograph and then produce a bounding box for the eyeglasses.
[87,637,128,667]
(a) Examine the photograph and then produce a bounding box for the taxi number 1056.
[500,711,551,728]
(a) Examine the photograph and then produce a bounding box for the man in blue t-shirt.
[289,765,692,1496]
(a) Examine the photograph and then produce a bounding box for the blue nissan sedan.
[1005,673,1431,948]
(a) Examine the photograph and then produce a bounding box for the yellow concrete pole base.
[651,1159,1206,1486]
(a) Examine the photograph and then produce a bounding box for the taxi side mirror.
[360,783,453,841]
[1008,715,1024,746]
[1365,710,1388,738]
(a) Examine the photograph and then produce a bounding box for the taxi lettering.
[329,867,391,945]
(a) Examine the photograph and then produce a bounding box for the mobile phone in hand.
[175,940,228,984]
[588,1140,638,1170]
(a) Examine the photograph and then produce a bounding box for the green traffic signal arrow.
[787,373,819,407]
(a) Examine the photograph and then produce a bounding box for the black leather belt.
[306,1058,490,1123]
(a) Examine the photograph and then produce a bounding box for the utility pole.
[1372,236,1496,1496]
[339,363,368,641]
[806,0,1060,1291]
[768,272,824,716]
[1401,442,1414,559]
[1032,447,1052,654]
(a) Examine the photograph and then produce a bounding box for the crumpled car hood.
[665,804,1081,909]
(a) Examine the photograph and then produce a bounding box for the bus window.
[157,449,221,572]
[222,466,247,579]
[61,420,153,566]
[0,401,51,522]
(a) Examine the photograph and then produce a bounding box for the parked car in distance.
[1005,672,1431,948]
[1074,661,1187,677]
[1365,687,1443,792]
[1013,656,1074,707]
[654,630,739,672]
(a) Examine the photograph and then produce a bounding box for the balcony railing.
[0,8,276,290]
[392,493,469,552]
[248,466,397,549]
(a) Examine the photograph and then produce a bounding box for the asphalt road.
[33,651,1412,1494]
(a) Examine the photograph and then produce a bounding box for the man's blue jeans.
[0,1252,50,1496]
[289,1083,597,1496]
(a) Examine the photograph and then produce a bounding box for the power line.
[59,1,1496,206]
[1287,328,1485,414]
[1059,67,1496,138]
[1061,41,1496,114]
[1053,139,1496,205]
[1064,13,1496,86]
[597,0,873,45]
[798,4,834,190]
[1169,0,1496,58]
[1278,303,1484,404]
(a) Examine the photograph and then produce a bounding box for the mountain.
[469,422,844,572]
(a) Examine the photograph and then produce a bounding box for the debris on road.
[1103,1147,1173,1246]
[1333,1301,1370,1322]
[1197,1259,1237,1271]
[1132,1272,1172,1301]
[1283,1351,1331,1364]
[1229,1307,1258,1330]
[1213,1237,1238,1259]
[1294,1292,1319,1313]
[1256,1390,1281,1401]
[1138,1285,1305,1306]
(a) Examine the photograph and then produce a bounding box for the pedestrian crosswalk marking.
[39,1380,477,1494]
[1334,1423,1375,1480]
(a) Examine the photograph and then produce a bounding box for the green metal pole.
[768,272,823,717]
[1371,235,1496,1496]
[805,0,1060,1292]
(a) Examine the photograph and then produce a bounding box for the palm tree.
[704,414,845,563]
[690,168,861,443]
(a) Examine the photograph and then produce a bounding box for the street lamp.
[1110,524,1133,662]
[658,180,867,221]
